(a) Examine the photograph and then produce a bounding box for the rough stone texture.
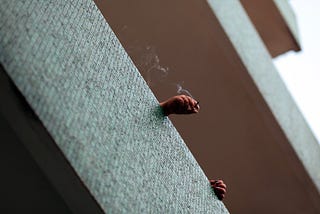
[0,0,229,213]
[207,0,320,192]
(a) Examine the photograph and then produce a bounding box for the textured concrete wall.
[0,0,228,213]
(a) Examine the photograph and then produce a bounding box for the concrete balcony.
[0,0,228,213]
[1,0,319,213]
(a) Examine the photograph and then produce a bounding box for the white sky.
[274,0,320,143]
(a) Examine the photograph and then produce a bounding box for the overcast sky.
[274,0,320,143]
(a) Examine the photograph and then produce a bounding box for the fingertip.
[218,183,227,189]
[210,179,218,183]
[215,187,226,194]
[220,194,225,200]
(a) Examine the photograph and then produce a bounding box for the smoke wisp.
[176,83,194,98]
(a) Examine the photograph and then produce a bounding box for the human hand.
[210,179,227,200]
[160,95,200,116]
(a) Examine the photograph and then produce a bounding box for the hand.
[210,179,227,201]
[160,95,200,116]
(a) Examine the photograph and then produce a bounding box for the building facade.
[1,0,319,213]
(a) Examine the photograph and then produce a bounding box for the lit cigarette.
[195,101,200,109]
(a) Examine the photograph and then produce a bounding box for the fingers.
[209,179,227,201]
[214,187,226,200]
[214,186,226,195]
[160,95,200,116]
[218,194,225,200]
[211,183,227,191]
[210,179,225,186]
[180,95,196,114]
[212,180,226,189]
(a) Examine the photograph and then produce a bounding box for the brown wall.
[240,0,300,57]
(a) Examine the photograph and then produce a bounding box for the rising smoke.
[135,45,195,98]
[176,83,194,98]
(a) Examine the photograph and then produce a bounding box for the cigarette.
[195,101,200,110]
